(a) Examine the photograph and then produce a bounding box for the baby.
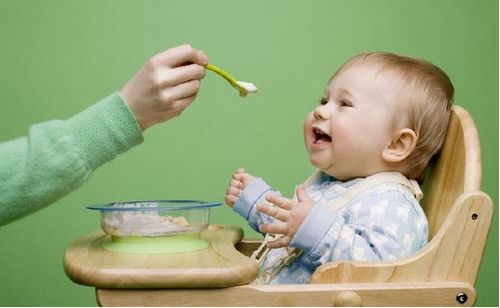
[225,52,454,284]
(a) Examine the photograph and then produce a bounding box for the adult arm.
[0,93,143,226]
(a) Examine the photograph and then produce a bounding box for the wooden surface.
[63,225,258,288]
[421,105,482,239]
[96,282,476,307]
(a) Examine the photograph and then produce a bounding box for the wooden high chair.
[67,106,493,306]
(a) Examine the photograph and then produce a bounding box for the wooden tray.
[63,225,258,288]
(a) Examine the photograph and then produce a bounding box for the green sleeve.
[0,92,144,226]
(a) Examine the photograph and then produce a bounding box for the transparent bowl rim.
[86,199,222,212]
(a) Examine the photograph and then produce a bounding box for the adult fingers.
[159,79,201,103]
[158,63,206,88]
[156,44,208,68]
[150,94,197,123]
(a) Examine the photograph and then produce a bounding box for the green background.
[0,0,497,306]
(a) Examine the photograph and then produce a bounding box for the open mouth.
[313,127,332,144]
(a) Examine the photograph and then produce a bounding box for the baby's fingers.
[229,178,243,189]
[225,185,241,197]
[259,221,288,236]
[257,202,289,222]
[225,195,237,207]
[266,236,291,249]
[265,194,295,211]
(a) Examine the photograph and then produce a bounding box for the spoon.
[205,63,258,97]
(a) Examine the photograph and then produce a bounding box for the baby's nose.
[313,105,329,120]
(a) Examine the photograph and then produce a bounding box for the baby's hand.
[257,185,314,248]
[225,168,257,207]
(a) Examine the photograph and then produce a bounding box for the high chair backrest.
[420,105,482,239]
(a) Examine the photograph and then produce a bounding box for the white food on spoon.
[236,81,258,93]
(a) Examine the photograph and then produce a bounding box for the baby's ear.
[382,128,417,163]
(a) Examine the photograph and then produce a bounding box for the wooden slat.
[96,282,476,307]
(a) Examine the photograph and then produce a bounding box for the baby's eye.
[339,100,352,107]
[319,98,328,105]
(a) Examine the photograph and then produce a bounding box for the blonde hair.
[333,52,454,179]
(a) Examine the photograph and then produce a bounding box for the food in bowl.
[87,200,221,237]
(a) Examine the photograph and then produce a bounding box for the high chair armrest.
[235,238,263,257]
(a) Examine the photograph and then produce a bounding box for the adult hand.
[257,185,314,248]
[120,44,208,131]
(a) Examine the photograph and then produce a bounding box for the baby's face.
[303,63,399,180]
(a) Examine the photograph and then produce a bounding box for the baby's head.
[304,52,453,181]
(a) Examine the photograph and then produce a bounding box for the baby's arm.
[256,185,314,248]
[225,168,282,234]
[291,189,428,268]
